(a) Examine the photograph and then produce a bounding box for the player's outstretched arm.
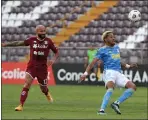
[2,41,25,47]
[121,62,138,69]
[80,58,100,82]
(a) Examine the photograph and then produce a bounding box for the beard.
[110,42,115,46]
[38,34,46,39]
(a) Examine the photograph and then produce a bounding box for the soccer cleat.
[97,110,107,115]
[111,103,121,115]
[15,104,23,111]
[46,92,53,103]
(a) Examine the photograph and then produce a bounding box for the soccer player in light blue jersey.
[80,31,137,115]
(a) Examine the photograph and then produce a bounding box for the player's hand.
[130,63,138,68]
[80,74,87,81]
[47,60,54,66]
[78,74,87,83]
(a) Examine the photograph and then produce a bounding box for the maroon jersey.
[24,36,58,68]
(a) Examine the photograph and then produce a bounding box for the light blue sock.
[100,88,113,111]
[114,88,135,104]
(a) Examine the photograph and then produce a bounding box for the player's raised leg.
[112,81,136,105]
[98,81,115,115]
[111,74,136,114]
[15,73,34,111]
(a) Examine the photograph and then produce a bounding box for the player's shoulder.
[45,37,52,41]
[99,46,107,50]
[45,37,54,43]
[26,36,37,40]
[97,46,106,52]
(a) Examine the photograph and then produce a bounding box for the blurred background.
[1,1,148,119]
[1,0,148,64]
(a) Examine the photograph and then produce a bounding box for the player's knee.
[132,84,137,91]
[126,81,137,91]
[24,81,32,89]
[106,81,115,89]
[24,74,33,89]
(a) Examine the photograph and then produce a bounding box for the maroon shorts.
[26,66,48,86]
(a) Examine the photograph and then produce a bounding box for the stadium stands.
[2,0,148,64]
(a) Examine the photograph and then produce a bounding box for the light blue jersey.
[95,44,121,72]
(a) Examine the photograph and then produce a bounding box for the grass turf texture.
[2,85,148,119]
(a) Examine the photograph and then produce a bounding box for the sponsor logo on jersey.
[111,54,120,59]
[33,51,37,55]
[33,44,37,48]
[37,44,48,48]
[44,41,48,44]
[33,51,44,55]
[38,51,44,55]
[33,44,48,49]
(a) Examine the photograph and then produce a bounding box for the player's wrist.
[125,64,130,68]
[83,71,88,76]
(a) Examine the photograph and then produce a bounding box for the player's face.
[89,46,95,50]
[36,26,46,40]
[105,33,115,46]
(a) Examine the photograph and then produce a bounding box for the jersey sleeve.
[24,37,32,46]
[95,48,104,61]
[48,39,58,53]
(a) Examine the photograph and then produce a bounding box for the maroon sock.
[20,87,29,106]
[44,87,49,96]
[40,86,49,95]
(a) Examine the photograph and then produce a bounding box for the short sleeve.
[95,48,104,61]
[48,39,58,53]
[24,37,32,46]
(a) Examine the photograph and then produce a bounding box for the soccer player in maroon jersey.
[2,25,59,111]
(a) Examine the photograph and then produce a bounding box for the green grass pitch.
[2,85,148,119]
